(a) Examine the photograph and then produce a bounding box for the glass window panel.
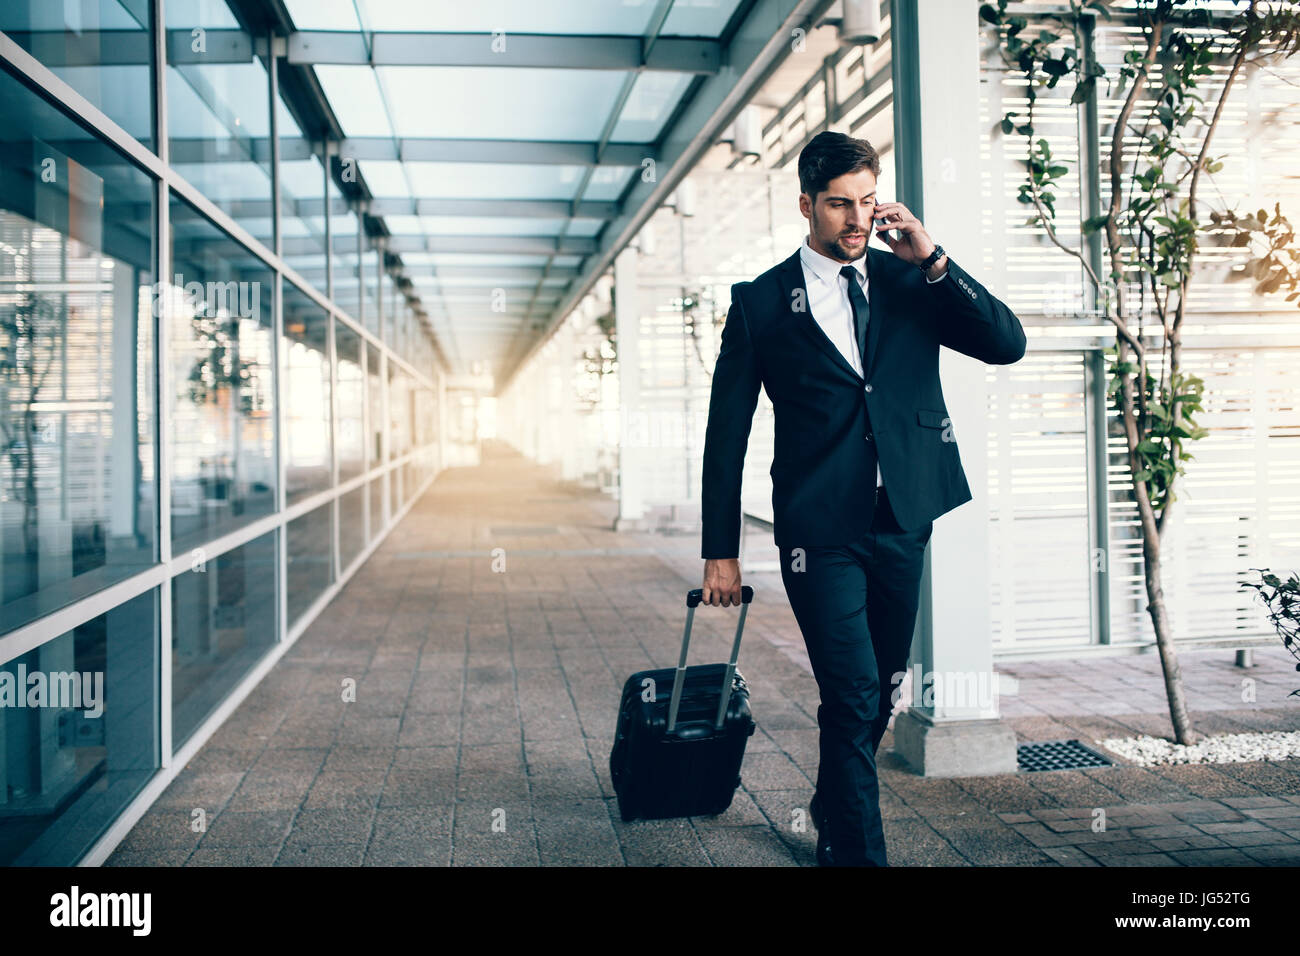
[168,195,276,552]
[387,362,410,461]
[335,320,364,482]
[380,270,392,344]
[286,501,332,626]
[278,98,327,291]
[282,279,332,503]
[363,246,381,337]
[338,484,364,571]
[170,529,276,748]
[166,0,271,239]
[330,182,362,321]
[0,69,156,636]
[368,473,384,540]
[367,343,382,467]
[0,587,158,865]
[0,1,154,151]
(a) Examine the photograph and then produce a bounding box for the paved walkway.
[108,442,1300,866]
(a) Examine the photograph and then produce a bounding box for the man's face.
[799,168,878,262]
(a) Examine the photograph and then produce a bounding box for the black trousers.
[779,484,932,866]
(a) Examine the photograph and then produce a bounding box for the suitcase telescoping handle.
[666,586,754,735]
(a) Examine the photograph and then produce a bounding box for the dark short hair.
[797,130,882,199]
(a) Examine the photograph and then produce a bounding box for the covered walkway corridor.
[106,441,1300,866]
[3,0,1300,869]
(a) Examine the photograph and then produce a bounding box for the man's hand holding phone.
[702,558,743,607]
[870,200,939,266]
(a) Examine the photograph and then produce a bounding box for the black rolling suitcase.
[609,586,756,821]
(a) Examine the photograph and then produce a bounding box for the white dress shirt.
[798,235,950,489]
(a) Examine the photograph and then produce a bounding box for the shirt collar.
[800,234,867,286]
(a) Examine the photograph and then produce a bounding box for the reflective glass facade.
[0,0,443,865]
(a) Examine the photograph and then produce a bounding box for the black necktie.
[840,264,869,373]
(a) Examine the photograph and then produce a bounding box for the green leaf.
[1083,213,1110,235]
[1001,117,1014,134]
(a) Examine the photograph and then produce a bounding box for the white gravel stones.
[1096,730,1300,766]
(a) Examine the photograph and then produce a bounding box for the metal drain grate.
[1018,739,1113,772]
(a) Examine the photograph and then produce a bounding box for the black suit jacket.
[700,245,1027,559]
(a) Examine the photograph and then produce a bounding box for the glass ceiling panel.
[354,161,411,197]
[611,71,692,142]
[424,254,557,267]
[281,0,361,31]
[285,0,740,37]
[378,67,627,140]
[337,0,655,34]
[404,163,606,201]
[564,219,604,237]
[422,276,541,287]
[314,66,394,137]
[580,166,636,201]
[661,0,745,36]
[164,0,240,28]
[384,216,594,237]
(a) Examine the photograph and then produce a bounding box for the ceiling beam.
[4,29,721,73]
[339,137,653,167]
[288,31,720,73]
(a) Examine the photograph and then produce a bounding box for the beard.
[812,209,868,262]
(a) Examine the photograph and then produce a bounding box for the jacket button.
[865,431,874,441]
[864,384,873,393]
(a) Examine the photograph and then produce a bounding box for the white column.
[890,0,1018,776]
[614,246,648,529]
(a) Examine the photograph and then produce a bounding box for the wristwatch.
[918,244,946,274]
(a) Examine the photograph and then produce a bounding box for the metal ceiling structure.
[174,0,840,390]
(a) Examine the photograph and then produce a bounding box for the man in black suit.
[698,131,1026,866]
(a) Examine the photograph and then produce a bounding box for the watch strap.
[919,244,945,273]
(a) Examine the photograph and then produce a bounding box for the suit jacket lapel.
[778,250,862,382]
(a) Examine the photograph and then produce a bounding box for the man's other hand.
[702,558,743,607]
